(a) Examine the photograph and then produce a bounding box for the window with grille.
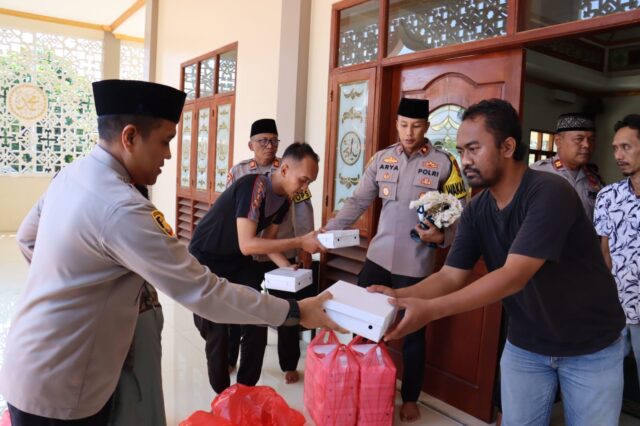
[0,27,102,175]
[119,41,144,81]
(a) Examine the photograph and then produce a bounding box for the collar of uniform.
[92,145,132,183]
[394,139,431,156]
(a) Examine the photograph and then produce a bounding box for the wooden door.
[387,49,524,423]
[320,67,378,288]
[176,106,196,241]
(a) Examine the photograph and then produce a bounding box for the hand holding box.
[264,267,313,292]
[317,229,360,249]
[321,281,397,342]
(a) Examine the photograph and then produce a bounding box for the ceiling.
[0,0,145,38]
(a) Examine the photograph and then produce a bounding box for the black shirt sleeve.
[445,200,482,270]
[235,175,267,223]
[509,175,579,263]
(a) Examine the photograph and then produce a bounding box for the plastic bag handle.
[310,328,340,347]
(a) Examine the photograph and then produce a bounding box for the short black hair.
[282,142,320,163]
[614,114,640,138]
[97,114,164,142]
[461,99,525,161]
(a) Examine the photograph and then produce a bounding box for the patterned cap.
[556,113,595,133]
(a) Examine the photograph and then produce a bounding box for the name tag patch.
[293,188,312,203]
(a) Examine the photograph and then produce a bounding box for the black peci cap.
[250,118,278,137]
[397,97,429,119]
[92,79,186,123]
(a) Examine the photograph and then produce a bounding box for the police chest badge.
[152,210,175,237]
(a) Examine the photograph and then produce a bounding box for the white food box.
[317,229,360,249]
[264,267,313,292]
[322,280,397,342]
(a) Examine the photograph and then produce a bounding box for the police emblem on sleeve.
[151,210,175,237]
[442,154,467,199]
[293,188,312,203]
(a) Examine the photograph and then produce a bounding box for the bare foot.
[284,370,299,384]
[399,401,420,422]
[228,364,236,374]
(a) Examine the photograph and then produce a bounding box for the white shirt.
[594,178,640,323]
[0,146,288,419]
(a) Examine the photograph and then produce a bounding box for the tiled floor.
[1,233,639,425]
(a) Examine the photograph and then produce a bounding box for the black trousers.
[8,399,112,426]
[358,259,425,403]
[228,260,318,372]
[193,255,267,394]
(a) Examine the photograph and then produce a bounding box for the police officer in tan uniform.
[226,119,314,384]
[530,113,605,221]
[324,97,466,423]
[0,80,338,426]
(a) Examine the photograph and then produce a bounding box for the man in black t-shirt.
[189,142,330,394]
[370,99,625,425]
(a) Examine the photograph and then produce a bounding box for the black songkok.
[250,118,278,137]
[397,97,429,119]
[92,80,186,124]
[556,113,595,133]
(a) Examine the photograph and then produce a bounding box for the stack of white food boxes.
[317,229,360,249]
[264,267,313,292]
[322,280,397,342]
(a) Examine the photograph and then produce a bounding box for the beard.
[464,167,496,188]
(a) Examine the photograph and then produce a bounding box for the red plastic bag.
[349,336,397,426]
[304,329,360,426]
[178,410,234,426]
[0,411,11,426]
[210,383,305,426]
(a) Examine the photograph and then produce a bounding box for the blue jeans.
[500,337,624,426]
[623,324,640,385]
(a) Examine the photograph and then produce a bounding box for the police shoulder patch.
[442,154,467,200]
[151,210,175,237]
[293,188,312,203]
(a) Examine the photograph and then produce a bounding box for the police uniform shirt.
[190,173,290,260]
[530,155,604,222]
[227,158,314,260]
[0,146,288,420]
[325,140,467,278]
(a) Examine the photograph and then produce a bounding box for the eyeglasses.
[253,138,280,147]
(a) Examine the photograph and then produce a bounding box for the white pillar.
[276,0,312,144]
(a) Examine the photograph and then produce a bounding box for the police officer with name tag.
[323,97,467,422]
[530,112,605,221]
[1,80,339,426]
[225,118,315,384]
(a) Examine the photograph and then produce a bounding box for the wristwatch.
[282,299,301,326]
